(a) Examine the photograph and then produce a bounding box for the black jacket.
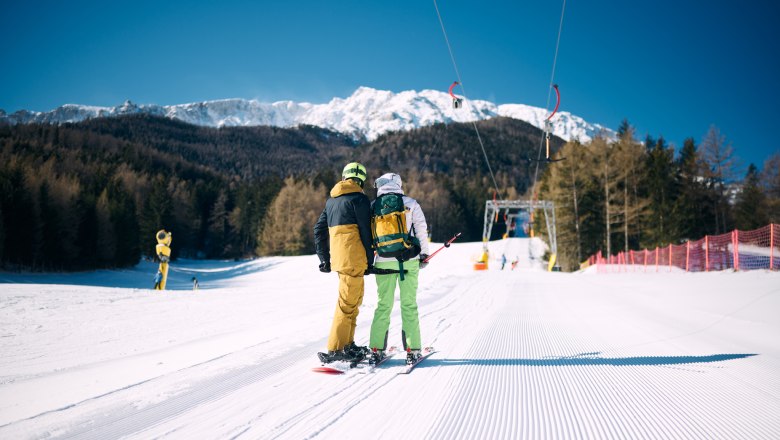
[313,180,374,274]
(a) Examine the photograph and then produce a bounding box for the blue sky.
[2,0,778,169]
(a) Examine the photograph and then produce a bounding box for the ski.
[358,346,399,374]
[312,346,400,375]
[398,346,436,374]
[312,362,355,375]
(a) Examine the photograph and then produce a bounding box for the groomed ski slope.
[1,238,779,439]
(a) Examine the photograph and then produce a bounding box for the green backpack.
[371,193,420,260]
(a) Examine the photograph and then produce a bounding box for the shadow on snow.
[419,353,756,368]
[0,258,282,290]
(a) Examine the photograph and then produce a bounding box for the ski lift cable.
[414,141,437,183]
[531,0,567,189]
[433,0,503,199]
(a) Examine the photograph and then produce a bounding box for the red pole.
[733,230,739,271]
[685,241,690,272]
[668,244,673,272]
[655,247,659,273]
[771,224,775,270]
[422,232,462,263]
[705,236,709,272]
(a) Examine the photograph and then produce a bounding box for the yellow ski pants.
[327,271,364,351]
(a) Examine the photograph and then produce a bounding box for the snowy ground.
[1,238,779,439]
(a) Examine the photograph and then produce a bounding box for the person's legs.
[327,271,364,351]
[370,261,399,350]
[347,273,364,343]
[398,259,421,350]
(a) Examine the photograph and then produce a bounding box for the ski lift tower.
[481,199,559,269]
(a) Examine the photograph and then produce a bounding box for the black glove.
[364,264,374,276]
[319,261,331,273]
[419,254,429,269]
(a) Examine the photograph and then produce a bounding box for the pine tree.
[672,138,714,239]
[4,166,36,267]
[39,182,65,269]
[207,189,230,258]
[95,189,117,266]
[32,183,47,269]
[540,140,597,270]
[75,191,99,270]
[761,153,780,223]
[110,181,140,267]
[612,123,648,253]
[591,136,622,256]
[700,125,739,234]
[643,137,677,246]
[140,176,174,259]
[167,177,196,258]
[733,164,769,230]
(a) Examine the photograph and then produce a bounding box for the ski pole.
[423,232,462,263]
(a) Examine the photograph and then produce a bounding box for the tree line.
[0,115,546,270]
[2,114,776,272]
[0,116,338,270]
[539,120,780,271]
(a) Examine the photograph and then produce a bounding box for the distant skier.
[368,173,430,365]
[191,276,199,291]
[501,253,507,270]
[313,162,374,364]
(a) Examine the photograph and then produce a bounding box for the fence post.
[705,236,709,272]
[733,230,739,271]
[771,224,775,270]
[668,244,673,272]
[655,247,659,273]
[686,241,690,272]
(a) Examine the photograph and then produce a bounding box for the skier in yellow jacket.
[314,162,374,363]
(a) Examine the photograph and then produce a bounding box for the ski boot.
[318,350,349,364]
[318,343,368,366]
[406,349,422,365]
[344,342,369,362]
[369,348,385,365]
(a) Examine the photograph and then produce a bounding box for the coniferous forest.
[539,121,780,270]
[1,115,778,271]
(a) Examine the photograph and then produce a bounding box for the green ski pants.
[369,259,421,350]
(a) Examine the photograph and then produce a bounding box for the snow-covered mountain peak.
[0,87,615,142]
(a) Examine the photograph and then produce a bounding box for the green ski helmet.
[342,162,367,186]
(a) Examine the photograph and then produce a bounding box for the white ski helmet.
[374,172,402,190]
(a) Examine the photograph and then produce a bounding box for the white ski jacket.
[373,174,430,264]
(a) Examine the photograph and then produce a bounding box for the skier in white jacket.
[368,173,431,365]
